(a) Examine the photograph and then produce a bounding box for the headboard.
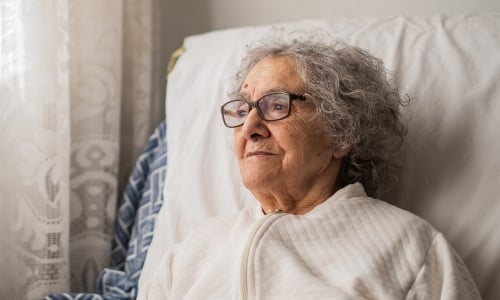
[142,15,500,299]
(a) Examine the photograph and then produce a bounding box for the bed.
[47,14,500,300]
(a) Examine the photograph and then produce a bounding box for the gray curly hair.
[230,32,407,197]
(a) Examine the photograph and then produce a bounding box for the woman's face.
[234,56,343,197]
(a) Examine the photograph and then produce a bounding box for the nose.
[240,107,271,140]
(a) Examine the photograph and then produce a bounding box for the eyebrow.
[237,88,290,100]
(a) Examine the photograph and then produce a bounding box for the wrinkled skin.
[234,56,346,215]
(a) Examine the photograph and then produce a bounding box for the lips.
[246,151,274,158]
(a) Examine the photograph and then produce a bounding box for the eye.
[236,109,248,117]
[223,101,249,117]
[267,97,288,112]
[271,102,285,111]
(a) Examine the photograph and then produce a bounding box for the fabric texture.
[45,121,167,300]
[0,1,168,298]
[139,184,480,300]
[141,15,500,300]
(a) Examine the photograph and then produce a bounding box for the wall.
[208,0,498,29]
[163,0,500,60]
[163,0,211,63]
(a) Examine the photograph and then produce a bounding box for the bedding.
[141,14,500,300]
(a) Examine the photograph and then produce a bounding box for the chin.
[242,175,265,189]
[240,165,280,188]
[242,178,261,190]
[242,174,278,192]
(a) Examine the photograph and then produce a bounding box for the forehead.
[240,56,303,96]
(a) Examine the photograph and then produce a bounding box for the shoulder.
[354,193,436,243]
[324,183,439,251]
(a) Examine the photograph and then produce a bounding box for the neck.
[257,186,337,215]
[254,162,341,215]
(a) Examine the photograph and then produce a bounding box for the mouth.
[246,151,274,158]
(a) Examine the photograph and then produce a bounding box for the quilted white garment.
[138,184,480,299]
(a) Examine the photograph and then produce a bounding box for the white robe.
[138,183,481,299]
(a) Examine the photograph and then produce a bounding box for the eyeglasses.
[220,92,307,128]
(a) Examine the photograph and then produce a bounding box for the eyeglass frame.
[220,91,308,128]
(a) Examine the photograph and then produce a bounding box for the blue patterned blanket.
[46,121,167,300]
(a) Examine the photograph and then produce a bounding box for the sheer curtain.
[0,1,167,299]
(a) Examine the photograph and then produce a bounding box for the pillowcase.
[141,15,500,300]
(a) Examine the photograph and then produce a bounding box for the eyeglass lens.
[222,93,291,127]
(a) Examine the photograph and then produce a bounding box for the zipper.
[240,211,285,300]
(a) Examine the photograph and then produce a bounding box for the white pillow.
[141,15,500,300]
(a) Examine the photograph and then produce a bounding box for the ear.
[333,145,350,158]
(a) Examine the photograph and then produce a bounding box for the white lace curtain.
[0,1,167,299]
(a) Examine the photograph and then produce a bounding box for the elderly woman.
[139,36,480,299]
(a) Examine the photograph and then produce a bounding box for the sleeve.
[137,244,178,300]
[405,232,481,300]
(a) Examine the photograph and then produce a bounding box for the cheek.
[233,130,244,158]
[276,123,310,159]
[283,121,332,160]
